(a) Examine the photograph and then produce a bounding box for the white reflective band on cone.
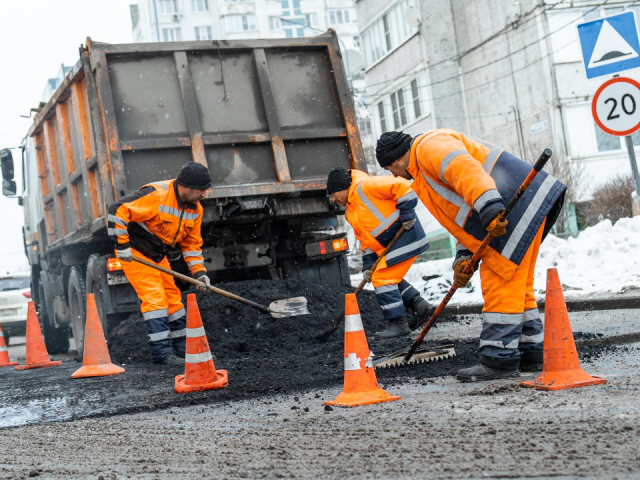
[344,314,363,332]
[0,346,7,352]
[344,352,361,371]
[187,326,206,338]
[186,351,213,363]
[0,331,3,337]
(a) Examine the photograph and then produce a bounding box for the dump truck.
[0,32,365,354]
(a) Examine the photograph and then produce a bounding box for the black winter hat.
[326,167,352,195]
[176,162,212,190]
[375,131,413,167]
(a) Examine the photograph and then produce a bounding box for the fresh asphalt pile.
[107,278,468,398]
[107,279,616,398]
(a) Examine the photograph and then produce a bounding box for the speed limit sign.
[592,77,640,136]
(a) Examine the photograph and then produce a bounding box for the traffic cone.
[325,294,401,407]
[71,294,125,379]
[175,293,228,394]
[15,302,62,370]
[522,268,607,391]
[0,323,18,367]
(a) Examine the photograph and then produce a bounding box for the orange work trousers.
[478,220,546,361]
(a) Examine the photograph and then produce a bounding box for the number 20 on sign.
[592,77,640,136]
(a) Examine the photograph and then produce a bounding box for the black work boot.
[407,296,436,331]
[155,354,185,366]
[456,356,520,383]
[520,350,543,372]
[375,316,411,340]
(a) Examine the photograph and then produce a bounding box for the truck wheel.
[68,267,87,356]
[38,279,70,354]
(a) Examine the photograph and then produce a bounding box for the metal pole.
[624,136,640,208]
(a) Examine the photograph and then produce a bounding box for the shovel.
[131,256,309,318]
[315,226,406,342]
[373,148,553,368]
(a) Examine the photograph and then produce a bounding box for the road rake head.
[371,344,456,369]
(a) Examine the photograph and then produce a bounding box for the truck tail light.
[305,237,349,258]
[107,257,123,272]
[22,291,32,299]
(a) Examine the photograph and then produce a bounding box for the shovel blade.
[269,297,309,318]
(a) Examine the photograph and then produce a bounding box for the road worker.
[108,162,211,365]
[376,130,566,382]
[327,167,434,339]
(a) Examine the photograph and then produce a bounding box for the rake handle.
[131,256,272,314]
[327,226,407,332]
[403,149,552,363]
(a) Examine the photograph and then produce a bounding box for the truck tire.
[280,254,350,285]
[38,279,70,355]
[68,267,87,356]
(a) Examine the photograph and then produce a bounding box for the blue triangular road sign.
[578,11,640,79]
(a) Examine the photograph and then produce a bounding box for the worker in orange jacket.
[327,167,433,339]
[376,130,566,382]
[108,162,211,365]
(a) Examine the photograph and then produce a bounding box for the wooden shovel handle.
[131,256,272,314]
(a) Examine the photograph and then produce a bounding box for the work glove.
[195,272,211,292]
[452,256,477,288]
[486,214,508,237]
[115,247,133,263]
[363,269,373,283]
[402,218,416,230]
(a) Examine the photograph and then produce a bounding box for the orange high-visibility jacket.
[407,129,565,281]
[346,170,428,268]
[108,179,206,276]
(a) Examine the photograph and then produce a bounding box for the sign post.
[592,77,640,202]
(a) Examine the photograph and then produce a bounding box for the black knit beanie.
[176,162,212,190]
[375,131,413,167]
[326,167,352,195]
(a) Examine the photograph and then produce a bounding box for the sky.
[0,0,133,273]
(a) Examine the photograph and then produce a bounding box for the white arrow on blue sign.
[577,11,640,79]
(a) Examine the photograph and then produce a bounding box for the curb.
[446,296,640,315]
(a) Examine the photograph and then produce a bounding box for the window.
[192,0,209,11]
[411,79,421,118]
[284,28,293,38]
[225,14,257,32]
[160,0,178,14]
[375,74,427,134]
[0,277,30,291]
[362,0,418,67]
[162,27,181,41]
[297,27,305,37]
[305,13,318,28]
[270,17,282,30]
[353,35,361,50]
[390,89,407,128]
[378,102,387,133]
[281,0,290,16]
[595,123,621,152]
[328,9,356,25]
[195,26,212,40]
[293,0,301,15]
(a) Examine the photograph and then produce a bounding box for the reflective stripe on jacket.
[407,129,565,281]
[107,179,206,276]
[345,170,429,268]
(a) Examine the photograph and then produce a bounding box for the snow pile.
[351,216,640,305]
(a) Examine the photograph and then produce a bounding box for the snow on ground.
[351,216,640,306]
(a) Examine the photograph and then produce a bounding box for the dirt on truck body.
[0,31,365,357]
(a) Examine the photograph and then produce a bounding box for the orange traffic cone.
[0,323,18,367]
[175,293,228,394]
[522,268,607,391]
[325,294,401,407]
[15,302,62,370]
[71,294,125,379]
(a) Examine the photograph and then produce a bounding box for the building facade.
[356,0,640,230]
[130,0,361,52]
